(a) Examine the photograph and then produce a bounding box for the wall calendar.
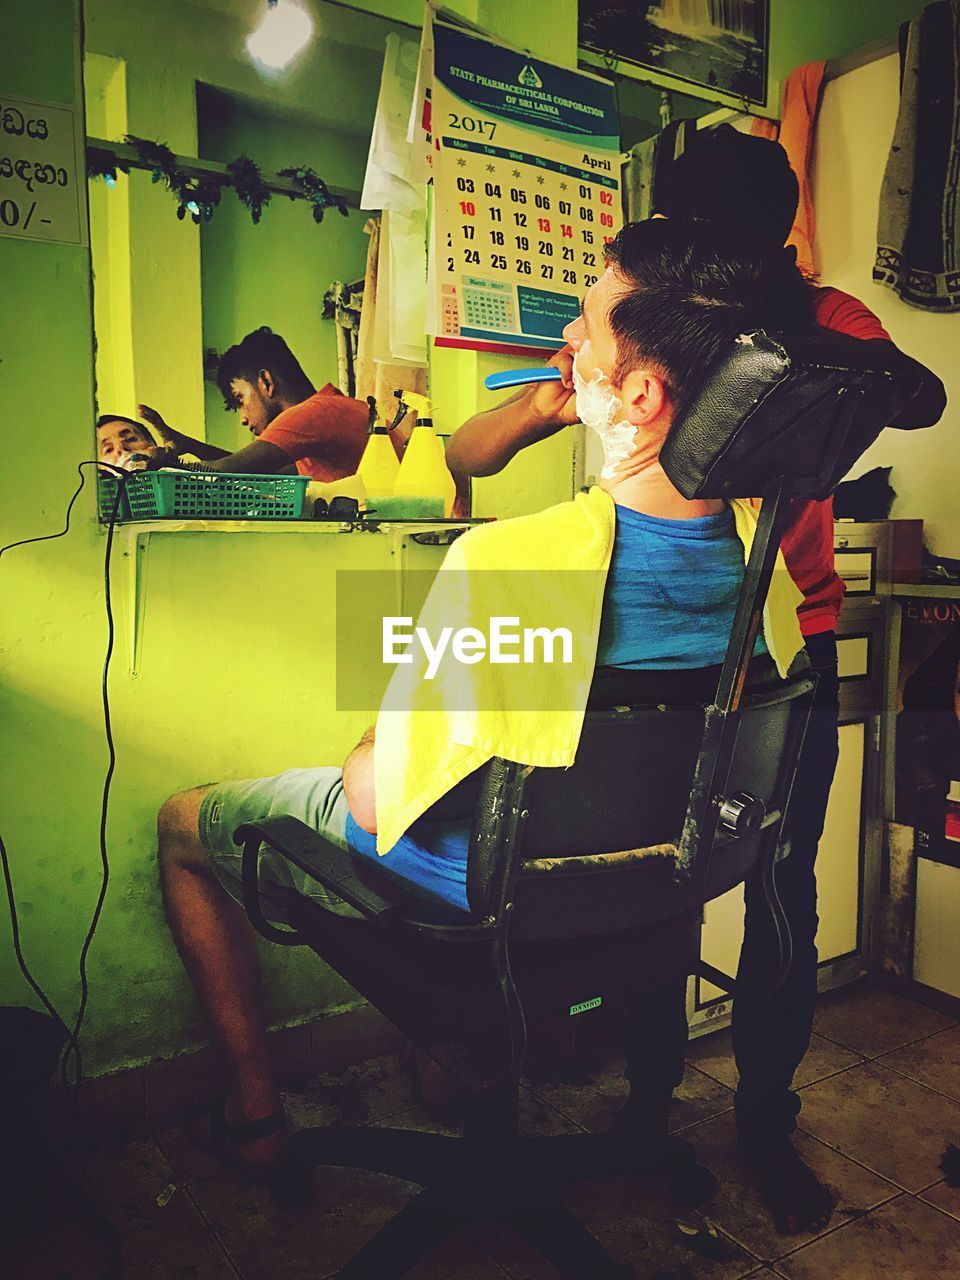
[428,20,623,355]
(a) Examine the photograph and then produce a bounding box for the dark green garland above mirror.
[86,135,349,227]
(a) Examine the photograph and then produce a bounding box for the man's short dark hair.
[655,125,800,248]
[96,414,152,439]
[216,328,310,409]
[603,218,813,416]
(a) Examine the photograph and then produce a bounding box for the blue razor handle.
[483,367,563,391]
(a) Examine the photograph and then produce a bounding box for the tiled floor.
[5,982,960,1278]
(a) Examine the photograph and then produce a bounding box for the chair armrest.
[234,816,413,929]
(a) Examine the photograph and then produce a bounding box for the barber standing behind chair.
[446,128,946,1237]
[140,327,369,481]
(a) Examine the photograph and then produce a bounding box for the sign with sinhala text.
[430,21,622,353]
[0,94,83,246]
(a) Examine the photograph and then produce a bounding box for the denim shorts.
[197,767,362,922]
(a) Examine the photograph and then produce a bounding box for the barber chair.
[236,329,921,1279]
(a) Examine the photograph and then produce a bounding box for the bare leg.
[157,787,283,1165]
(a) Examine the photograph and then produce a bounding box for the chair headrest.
[660,328,922,501]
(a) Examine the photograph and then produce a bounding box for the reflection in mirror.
[82,0,417,514]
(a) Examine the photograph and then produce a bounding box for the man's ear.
[258,368,275,399]
[619,368,668,430]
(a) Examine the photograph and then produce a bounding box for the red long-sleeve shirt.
[782,287,891,636]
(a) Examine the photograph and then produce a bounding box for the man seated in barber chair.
[156,218,812,1188]
[96,413,161,470]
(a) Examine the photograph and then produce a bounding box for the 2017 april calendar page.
[430,21,623,354]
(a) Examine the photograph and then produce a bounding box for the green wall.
[0,0,102,1053]
[770,0,932,103]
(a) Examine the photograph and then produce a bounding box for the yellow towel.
[373,489,803,853]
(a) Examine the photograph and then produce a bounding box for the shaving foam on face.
[572,356,636,480]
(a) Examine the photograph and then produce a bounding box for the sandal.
[185,1090,311,1210]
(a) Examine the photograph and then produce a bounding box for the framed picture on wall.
[579,0,770,106]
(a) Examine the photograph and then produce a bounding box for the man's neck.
[600,460,725,519]
[277,383,317,412]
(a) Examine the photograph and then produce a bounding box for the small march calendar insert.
[429,20,623,355]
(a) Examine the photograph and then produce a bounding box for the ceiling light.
[246,0,313,72]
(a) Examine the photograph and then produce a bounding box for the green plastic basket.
[123,471,310,520]
[97,474,130,522]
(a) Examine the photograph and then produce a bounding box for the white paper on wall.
[361,33,428,367]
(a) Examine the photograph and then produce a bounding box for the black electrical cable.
[0,460,125,1278]
[61,471,119,1098]
[0,460,123,562]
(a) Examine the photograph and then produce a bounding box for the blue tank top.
[596,505,766,667]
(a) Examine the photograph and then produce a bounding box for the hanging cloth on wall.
[354,217,428,411]
[360,32,429,367]
[875,1,960,311]
[623,114,775,223]
[778,61,826,275]
[622,118,696,222]
[622,134,657,223]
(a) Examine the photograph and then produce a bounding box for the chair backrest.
[660,327,922,501]
[464,656,813,940]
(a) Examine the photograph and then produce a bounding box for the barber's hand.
[529,345,580,427]
[138,403,176,446]
[143,446,181,470]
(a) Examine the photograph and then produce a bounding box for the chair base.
[289,1125,699,1279]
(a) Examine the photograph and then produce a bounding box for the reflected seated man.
[156,220,810,1195]
[96,414,161,470]
[139,326,370,481]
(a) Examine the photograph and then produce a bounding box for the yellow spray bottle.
[393,413,456,517]
[357,396,400,498]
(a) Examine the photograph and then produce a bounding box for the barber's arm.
[138,404,231,462]
[145,437,294,473]
[342,724,377,834]
[183,439,294,473]
[813,290,947,431]
[869,341,947,429]
[445,346,581,479]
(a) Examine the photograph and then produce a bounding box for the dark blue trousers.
[623,634,841,1141]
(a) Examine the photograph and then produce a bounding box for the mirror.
[83,0,413,487]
